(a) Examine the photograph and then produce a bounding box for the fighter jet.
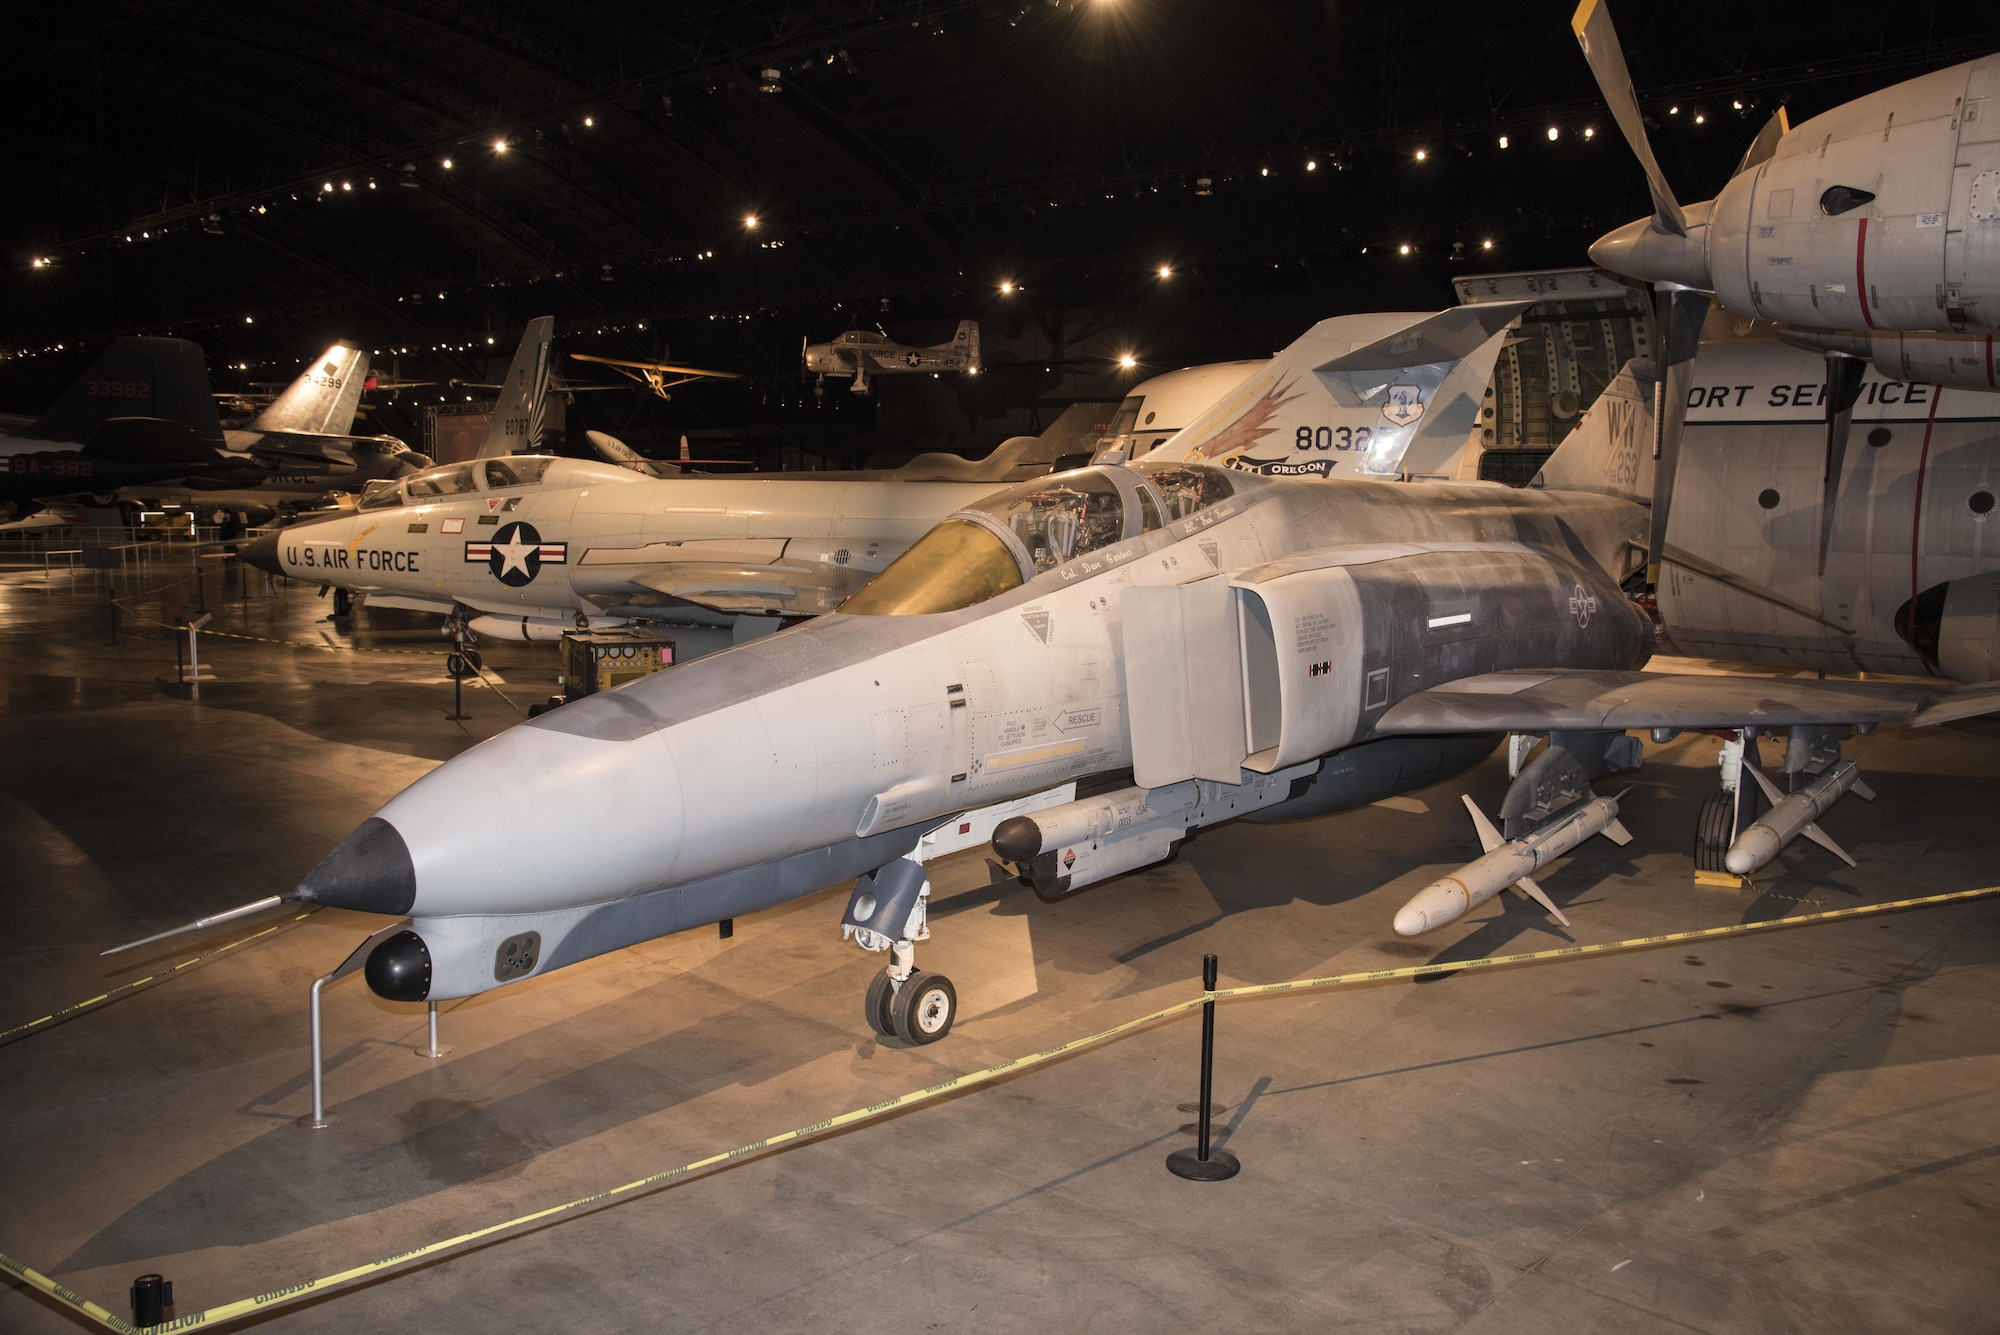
[804,321,980,395]
[0,337,238,522]
[243,306,1520,648]
[186,406,1998,1046]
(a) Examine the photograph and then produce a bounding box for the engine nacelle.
[1899,571,2000,682]
[1775,327,2000,394]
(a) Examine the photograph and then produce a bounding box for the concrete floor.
[2,551,1998,1334]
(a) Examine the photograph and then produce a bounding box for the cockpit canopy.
[357,455,637,510]
[842,462,1237,616]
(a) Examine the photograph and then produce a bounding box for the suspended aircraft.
[805,320,980,395]
[567,352,742,400]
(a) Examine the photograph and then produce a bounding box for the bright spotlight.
[583,116,595,127]
[1694,113,1706,124]
[1582,126,1595,139]
[1547,126,1560,141]
[999,280,1016,294]
[1398,243,1412,256]
[1481,239,1494,250]
[1305,159,1317,171]
[744,214,760,230]
[1157,265,1172,278]
[1498,135,1509,149]
[442,158,454,169]
[493,139,509,153]
[1414,148,1428,162]
[1117,354,1137,370]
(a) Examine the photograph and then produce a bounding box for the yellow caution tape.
[0,910,319,1048]
[4,883,1992,1331]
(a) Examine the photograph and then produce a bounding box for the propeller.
[1571,0,1717,590]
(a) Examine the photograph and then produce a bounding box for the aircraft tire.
[891,971,956,1045]
[1692,791,1735,872]
[864,967,897,1039]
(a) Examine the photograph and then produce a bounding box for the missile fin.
[1461,794,1504,854]
[1601,818,1634,846]
[1747,765,1786,807]
[1852,776,1877,802]
[1511,875,1573,928]
[1801,822,1858,868]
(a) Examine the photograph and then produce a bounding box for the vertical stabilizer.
[951,319,981,372]
[1138,303,1531,479]
[477,317,555,457]
[1531,358,1656,503]
[251,342,368,436]
[23,337,225,449]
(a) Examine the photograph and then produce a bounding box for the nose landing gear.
[844,858,957,1045]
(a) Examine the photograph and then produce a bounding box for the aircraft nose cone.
[1588,216,1712,291]
[297,816,417,915]
[240,530,282,576]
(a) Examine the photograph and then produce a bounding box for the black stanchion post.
[445,626,470,722]
[718,918,734,939]
[130,1272,172,1325]
[196,562,206,614]
[174,618,186,689]
[1167,953,1240,1181]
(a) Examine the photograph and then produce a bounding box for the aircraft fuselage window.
[358,479,406,511]
[1132,463,1234,521]
[485,457,554,489]
[404,463,480,500]
[981,471,1124,573]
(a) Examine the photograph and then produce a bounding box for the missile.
[1724,760,1875,875]
[1393,793,1631,937]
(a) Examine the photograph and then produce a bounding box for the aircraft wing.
[1375,669,2000,734]
[628,561,869,616]
[245,431,357,471]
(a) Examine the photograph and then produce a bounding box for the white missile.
[1724,760,1875,875]
[1393,793,1632,937]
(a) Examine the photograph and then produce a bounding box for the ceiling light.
[1482,239,1494,250]
[442,158,454,169]
[583,116,595,127]
[1306,159,1317,171]
[1583,126,1595,139]
[1157,265,1172,278]
[322,182,333,193]
[1414,148,1428,161]
[744,214,760,229]
[999,280,1015,294]
[1260,167,1269,177]
[1399,243,1412,255]
[1547,126,1559,141]
[1669,105,1680,115]
[341,181,352,191]
[493,139,509,153]
[1118,354,1137,369]
[1694,113,1705,124]
[1498,135,1509,149]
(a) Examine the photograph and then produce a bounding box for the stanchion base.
[295,1113,337,1130]
[416,1045,452,1059]
[1166,1147,1240,1181]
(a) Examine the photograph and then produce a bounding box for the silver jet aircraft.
[190,421,1998,1046]
[804,320,980,395]
[242,306,1522,651]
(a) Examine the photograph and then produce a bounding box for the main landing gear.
[842,858,957,1045]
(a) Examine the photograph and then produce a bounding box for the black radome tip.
[297,817,417,915]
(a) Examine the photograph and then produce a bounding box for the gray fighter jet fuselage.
[290,454,1997,1036]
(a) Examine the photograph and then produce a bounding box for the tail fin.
[25,337,225,450]
[1532,359,1655,502]
[251,342,367,436]
[952,317,984,369]
[1138,303,1531,479]
[1461,793,1505,853]
[477,316,555,457]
